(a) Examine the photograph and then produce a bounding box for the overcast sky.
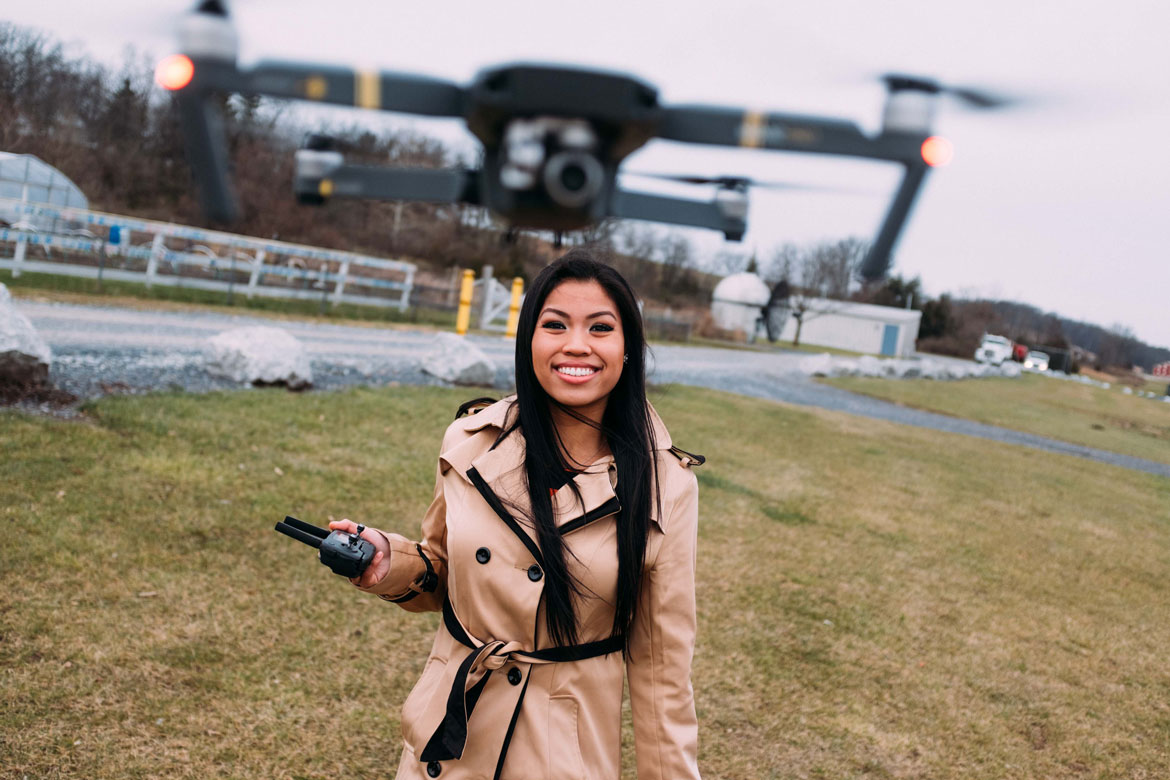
[6,0,1168,347]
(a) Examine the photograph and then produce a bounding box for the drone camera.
[543,151,605,208]
[495,117,608,216]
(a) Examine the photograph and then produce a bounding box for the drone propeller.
[624,171,878,195]
[881,73,1016,110]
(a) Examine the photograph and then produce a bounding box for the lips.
[554,363,600,383]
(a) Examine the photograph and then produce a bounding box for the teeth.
[557,366,596,377]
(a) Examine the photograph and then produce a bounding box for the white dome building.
[711,272,771,337]
[0,152,88,233]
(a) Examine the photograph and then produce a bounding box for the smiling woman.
[328,250,705,779]
[530,278,627,443]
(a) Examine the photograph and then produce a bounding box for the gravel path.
[14,299,1170,480]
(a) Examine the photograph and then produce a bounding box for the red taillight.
[155,54,195,91]
[921,136,954,167]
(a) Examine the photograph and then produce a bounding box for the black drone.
[161,0,1009,281]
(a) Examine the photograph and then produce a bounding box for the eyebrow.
[540,308,617,320]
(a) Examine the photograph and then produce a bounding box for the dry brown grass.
[824,372,1170,466]
[3,385,1168,779]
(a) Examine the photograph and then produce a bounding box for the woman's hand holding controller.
[329,519,391,588]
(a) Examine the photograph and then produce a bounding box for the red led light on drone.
[921,136,954,167]
[155,54,195,91]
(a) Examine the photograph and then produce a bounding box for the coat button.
[527,564,543,582]
[507,667,522,686]
[426,760,442,777]
[475,547,491,564]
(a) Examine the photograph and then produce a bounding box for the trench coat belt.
[419,597,624,768]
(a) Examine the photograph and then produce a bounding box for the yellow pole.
[505,277,524,339]
[455,269,475,335]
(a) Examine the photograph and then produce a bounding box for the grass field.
[823,372,1170,466]
[2,385,1169,779]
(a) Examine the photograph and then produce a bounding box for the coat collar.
[440,396,673,534]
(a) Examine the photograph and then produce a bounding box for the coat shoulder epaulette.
[455,397,498,420]
[668,445,705,468]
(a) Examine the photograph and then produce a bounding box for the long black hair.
[507,249,658,648]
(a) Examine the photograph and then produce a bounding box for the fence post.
[455,269,475,335]
[505,277,523,338]
[479,264,496,330]
[246,249,265,299]
[145,232,165,288]
[12,229,26,278]
[332,259,350,305]
[400,265,414,312]
[12,185,28,278]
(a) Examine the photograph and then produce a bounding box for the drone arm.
[609,190,746,241]
[858,162,931,281]
[245,60,466,116]
[658,105,922,163]
[295,163,478,206]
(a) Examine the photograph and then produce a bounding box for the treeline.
[762,240,1168,372]
[0,23,716,305]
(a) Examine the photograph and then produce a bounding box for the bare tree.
[764,241,856,347]
[710,249,750,276]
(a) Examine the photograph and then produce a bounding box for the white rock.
[0,282,54,394]
[205,326,312,389]
[918,361,944,380]
[831,359,860,378]
[0,283,51,366]
[856,355,885,377]
[800,353,834,377]
[420,333,495,386]
[1000,362,1022,378]
[1121,386,1133,395]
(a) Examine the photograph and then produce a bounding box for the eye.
[540,320,567,330]
[590,323,614,333]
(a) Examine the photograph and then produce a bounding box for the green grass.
[3,385,1169,779]
[2,269,457,329]
[821,372,1170,465]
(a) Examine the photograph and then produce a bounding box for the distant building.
[1153,361,1170,377]
[710,272,770,336]
[776,298,922,357]
[0,152,88,234]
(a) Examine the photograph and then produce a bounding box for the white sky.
[6,0,1169,346]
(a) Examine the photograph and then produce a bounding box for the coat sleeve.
[354,429,455,613]
[627,466,702,780]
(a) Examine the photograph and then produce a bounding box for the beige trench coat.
[357,397,702,780]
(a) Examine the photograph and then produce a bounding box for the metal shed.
[777,298,922,357]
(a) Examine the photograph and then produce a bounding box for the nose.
[563,325,592,355]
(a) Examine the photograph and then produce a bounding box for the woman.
[329,250,703,780]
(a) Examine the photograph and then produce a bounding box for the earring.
[623,354,628,364]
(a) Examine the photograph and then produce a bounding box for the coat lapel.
[439,396,676,542]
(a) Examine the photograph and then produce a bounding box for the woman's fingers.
[328,518,358,534]
[351,550,385,587]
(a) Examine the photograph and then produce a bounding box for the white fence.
[0,199,416,311]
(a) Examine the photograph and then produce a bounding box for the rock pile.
[0,284,76,405]
[800,353,1023,380]
[205,326,313,390]
[420,333,496,386]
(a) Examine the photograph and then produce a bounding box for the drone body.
[160,1,1003,280]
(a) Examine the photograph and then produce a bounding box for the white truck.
[975,334,1014,366]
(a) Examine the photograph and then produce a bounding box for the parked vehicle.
[1024,351,1050,371]
[975,334,1014,366]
